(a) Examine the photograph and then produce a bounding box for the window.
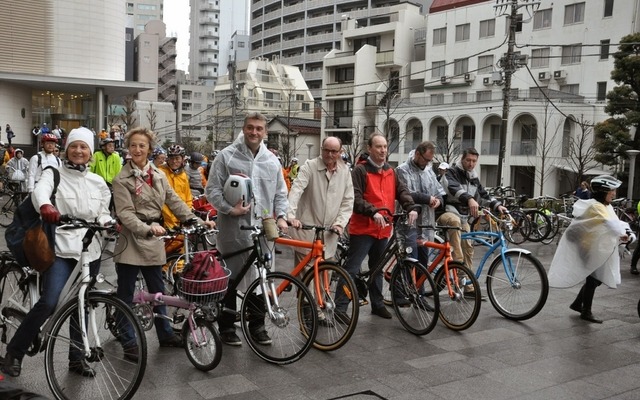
[194,104,202,111]
[335,66,354,82]
[182,91,192,100]
[455,23,470,42]
[433,27,446,45]
[430,94,444,105]
[431,60,445,78]
[531,48,550,68]
[506,14,524,33]
[479,19,495,38]
[597,82,607,101]
[296,94,304,101]
[561,44,582,64]
[604,0,614,17]
[476,90,492,102]
[454,58,469,75]
[564,2,585,25]
[193,92,202,99]
[238,41,245,48]
[453,92,467,103]
[559,84,579,95]
[600,40,610,60]
[533,9,552,29]
[302,103,310,112]
[478,55,493,74]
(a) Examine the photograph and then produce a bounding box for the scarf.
[64,159,87,172]
[131,161,153,195]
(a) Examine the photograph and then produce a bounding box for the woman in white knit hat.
[2,127,112,378]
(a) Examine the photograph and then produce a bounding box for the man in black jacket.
[439,148,507,290]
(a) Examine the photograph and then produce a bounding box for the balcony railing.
[480,141,500,155]
[511,140,537,156]
[325,115,353,129]
[325,82,354,97]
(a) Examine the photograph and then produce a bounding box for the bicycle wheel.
[182,315,222,371]
[301,262,358,351]
[45,293,147,400]
[540,213,560,245]
[0,307,25,361]
[0,196,15,227]
[504,210,529,245]
[525,210,552,242]
[486,251,549,320]
[434,261,481,331]
[390,260,439,336]
[240,271,317,365]
[0,262,32,357]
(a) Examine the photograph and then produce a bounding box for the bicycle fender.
[490,248,532,266]
[402,256,420,264]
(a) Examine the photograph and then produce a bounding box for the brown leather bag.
[23,223,55,272]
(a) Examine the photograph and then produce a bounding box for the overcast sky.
[163,0,190,71]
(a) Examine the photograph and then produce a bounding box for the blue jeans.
[116,263,175,345]
[8,257,100,361]
[339,234,389,310]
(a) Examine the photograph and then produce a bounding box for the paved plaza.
[5,239,640,400]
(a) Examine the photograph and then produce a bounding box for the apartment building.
[127,0,164,38]
[0,0,153,145]
[189,0,250,84]
[250,0,430,100]
[136,20,178,104]
[322,0,639,196]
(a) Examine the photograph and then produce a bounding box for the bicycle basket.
[177,250,230,304]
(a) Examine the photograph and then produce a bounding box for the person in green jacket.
[90,138,122,211]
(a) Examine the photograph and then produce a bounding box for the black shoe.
[1,353,21,377]
[123,344,139,362]
[569,302,582,313]
[394,297,411,308]
[631,266,639,275]
[333,310,351,325]
[159,334,183,348]
[251,330,272,345]
[371,306,392,319]
[69,359,96,378]
[220,331,242,346]
[580,311,603,324]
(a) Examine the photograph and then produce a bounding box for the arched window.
[562,118,572,157]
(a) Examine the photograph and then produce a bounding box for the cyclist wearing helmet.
[158,144,192,229]
[27,133,61,192]
[549,175,633,323]
[185,151,207,196]
[152,148,167,168]
[90,138,122,185]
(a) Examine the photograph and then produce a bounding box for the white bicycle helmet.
[590,175,621,192]
[223,174,253,207]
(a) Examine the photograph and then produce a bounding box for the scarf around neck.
[131,161,153,195]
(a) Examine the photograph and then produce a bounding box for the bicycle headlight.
[405,246,413,255]
[95,273,105,283]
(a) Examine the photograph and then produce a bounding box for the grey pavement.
[5,237,640,400]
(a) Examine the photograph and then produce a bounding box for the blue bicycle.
[463,209,549,320]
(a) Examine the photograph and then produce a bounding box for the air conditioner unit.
[482,77,492,86]
[538,71,551,81]
[464,73,475,82]
[440,76,450,84]
[553,70,567,80]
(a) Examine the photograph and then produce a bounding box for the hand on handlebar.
[40,204,61,224]
[373,212,388,228]
[288,217,302,229]
[407,210,418,226]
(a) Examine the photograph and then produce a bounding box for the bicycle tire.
[0,307,25,360]
[390,260,439,336]
[45,293,147,400]
[434,261,481,331]
[486,251,549,320]
[182,315,222,371]
[0,262,31,315]
[0,197,15,227]
[301,261,359,351]
[524,210,552,242]
[240,271,317,365]
[504,210,530,245]
[540,213,560,245]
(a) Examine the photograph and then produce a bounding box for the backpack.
[5,167,60,270]
[37,153,61,168]
[179,250,228,302]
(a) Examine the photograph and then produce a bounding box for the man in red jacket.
[339,133,417,319]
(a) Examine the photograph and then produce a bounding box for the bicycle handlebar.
[58,215,117,231]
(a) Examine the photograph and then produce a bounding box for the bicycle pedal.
[359,298,369,306]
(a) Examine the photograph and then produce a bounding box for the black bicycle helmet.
[100,138,114,146]
[590,175,622,192]
[190,152,204,163]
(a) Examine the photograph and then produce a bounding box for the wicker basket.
[177,266,231,304]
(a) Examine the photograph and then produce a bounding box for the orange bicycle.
[275,225,358,351]
[416,225,482,331]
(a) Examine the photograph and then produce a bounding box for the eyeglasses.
[322,148,340,155]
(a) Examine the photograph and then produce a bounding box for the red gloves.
[40,204,61,224]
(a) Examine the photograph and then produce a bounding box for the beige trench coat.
[287,157,354,259]
[113,161,197,266]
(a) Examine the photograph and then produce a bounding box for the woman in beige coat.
[112,127,210,356]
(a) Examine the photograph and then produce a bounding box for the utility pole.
[494,0,540,187]
[229,59,237,141]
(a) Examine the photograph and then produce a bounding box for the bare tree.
[525,102,562,196]
[147,103,157,132]
[121,96,137,130]
[433,116,461,165]
[566,115,600,189]
[343,121,366,165]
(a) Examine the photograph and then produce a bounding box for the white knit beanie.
[65,127,95,153]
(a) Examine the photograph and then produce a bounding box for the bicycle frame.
[418,233,461,299]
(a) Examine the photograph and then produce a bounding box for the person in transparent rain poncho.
[548,175,635,323]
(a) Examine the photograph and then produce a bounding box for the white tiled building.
[323,0,639,196]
